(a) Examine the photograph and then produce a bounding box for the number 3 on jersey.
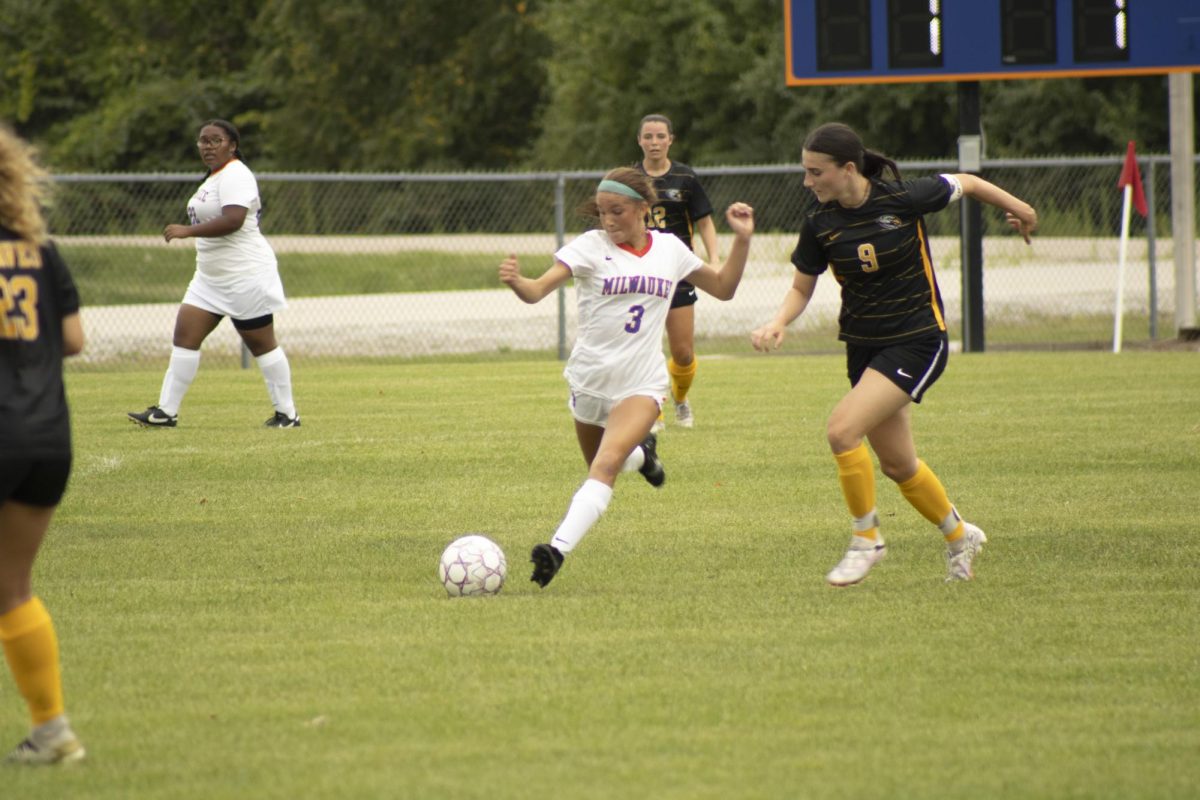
[625,304,645,333]
[0,274,39,341]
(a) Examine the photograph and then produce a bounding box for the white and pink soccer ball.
[438,535,507,596]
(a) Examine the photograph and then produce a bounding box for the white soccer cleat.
[5,726,85,766]
[674,400,694,428]
[826,534,887,586]
[945,523,987,582]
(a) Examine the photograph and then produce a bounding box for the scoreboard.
[786,0,1200,85]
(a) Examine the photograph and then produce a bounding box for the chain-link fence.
[52,156,1197,367]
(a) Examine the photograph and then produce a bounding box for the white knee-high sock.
[621,444,646,473]
[549,479,613,554]
[256,347,296,417]
[158,346,200,416]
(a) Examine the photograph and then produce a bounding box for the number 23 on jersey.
[1,241,44,341]
[0,273,39,341]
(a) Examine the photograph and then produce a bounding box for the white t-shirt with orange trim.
[555,230,703,400]
[187,159,277,282]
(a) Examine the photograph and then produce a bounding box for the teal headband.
[597,179,645,201]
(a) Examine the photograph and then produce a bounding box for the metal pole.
[1168,72,1197,333]
[957,81,985,352]
[1146,159,1157,340]
[554,174,568,361]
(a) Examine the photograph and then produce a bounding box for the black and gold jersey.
[792,176,955,345]
[0,226,80,457]
[634,161,714,252]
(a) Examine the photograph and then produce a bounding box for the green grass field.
[7,352,1199,798]
[61,245,496,304]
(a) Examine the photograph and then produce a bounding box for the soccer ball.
[438,535,507,596]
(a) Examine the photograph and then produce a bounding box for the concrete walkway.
[74,234,1180,363]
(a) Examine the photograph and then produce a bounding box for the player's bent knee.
[826,422,861,454]
[587,454,624,484]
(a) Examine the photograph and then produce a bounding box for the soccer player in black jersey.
[0,126,87,763]
[636,114,719,430]
[752,122,1037,586]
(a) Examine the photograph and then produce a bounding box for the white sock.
[621,444,646,473]
[549,479,613,554]
[31,715,69,747]
[939,507,963,536]
[158,346,200,416]
[256,347,296,418]
[852,510,879,534]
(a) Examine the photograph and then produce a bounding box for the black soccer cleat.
[637,433,665,488]
[264,411,301,428]
[529,543,564,588]
[127,406,177,428]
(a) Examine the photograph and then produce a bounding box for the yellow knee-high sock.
[0,597,65,725]
[667,357,697,404]
[834,443,879,539]
[897,460,964,542]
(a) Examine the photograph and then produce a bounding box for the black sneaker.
[529,543,564,588]
[127,406,177,428]
[638,433,665,487]
[264,412,301,428]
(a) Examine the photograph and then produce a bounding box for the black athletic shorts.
[232,313,274,331]
[0,457,73,507]
[670,280,698,309]
[846,333,949,403]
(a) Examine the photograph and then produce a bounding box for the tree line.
[1,0,1187,174]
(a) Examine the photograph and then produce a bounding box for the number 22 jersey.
[555,230,702,399]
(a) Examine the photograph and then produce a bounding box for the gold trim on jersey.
[916,220,946,332]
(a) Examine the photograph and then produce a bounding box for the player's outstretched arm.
[751,271,818,352]
[951,173,1038,244]
[687,202,754,301]
[499,254,572,304]
[164,205,248,242]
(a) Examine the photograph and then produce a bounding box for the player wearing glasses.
[128,119,299,429]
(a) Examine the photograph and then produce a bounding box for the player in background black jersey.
[635,114,719,430]
[752,122,1036,587]
[0,126,87,764]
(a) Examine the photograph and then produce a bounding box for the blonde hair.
[0,125,50,244]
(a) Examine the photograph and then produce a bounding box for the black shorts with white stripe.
[846,332,949,403]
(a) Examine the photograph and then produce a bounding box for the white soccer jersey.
[187,159,277,281]
[556,230,703,400]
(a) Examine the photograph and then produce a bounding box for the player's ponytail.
[862,149,901,181]
[804,122,901,181]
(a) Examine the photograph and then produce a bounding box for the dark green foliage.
[3,0,1190,171]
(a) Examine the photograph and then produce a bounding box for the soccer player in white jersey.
[499,167,755,588]
[128,119,299,429]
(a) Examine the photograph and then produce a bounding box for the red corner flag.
[1118,140,1148,217]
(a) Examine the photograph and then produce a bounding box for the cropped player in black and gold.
[0,126,87,764]
[635,114,719,429]
[753,122,1037,586]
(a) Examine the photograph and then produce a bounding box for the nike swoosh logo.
[897,368,912,378]
[827,231,843,242]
